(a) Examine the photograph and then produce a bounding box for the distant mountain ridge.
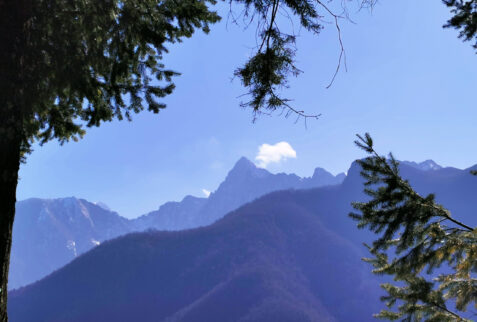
[10,197,130,290]
[10,157,345,289]
[401,159,443,171]
[9,189,383,322]
[11,157,475,290]
[133,157,346,231]
[10,157,477,321]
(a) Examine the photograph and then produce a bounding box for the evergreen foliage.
[0,1,368,320]
[2,0,373,157]
[232,0,322,117]
[4,0,221,156]
[2,0,477,320]
[444,0,477,50]
[351,133,476,321]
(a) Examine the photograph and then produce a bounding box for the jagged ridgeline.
[10,157,345,290]
[9,158,477,321]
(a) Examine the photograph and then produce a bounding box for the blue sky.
[17,0,477,218]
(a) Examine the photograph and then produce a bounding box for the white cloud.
[202,189,211,198]
[255,142,297,168]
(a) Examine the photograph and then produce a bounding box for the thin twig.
[316,0,347,89]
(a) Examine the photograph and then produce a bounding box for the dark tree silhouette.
[0,0,366,319]
[0,0,475,320]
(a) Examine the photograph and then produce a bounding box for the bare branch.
[316,0,347,89]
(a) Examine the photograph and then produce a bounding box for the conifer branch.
[351,133,476,320]
[355,133,474,233]
[432,302,467,321]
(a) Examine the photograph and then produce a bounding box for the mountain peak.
[341,160,364,187]
[312,167,331,179]
[227,157,270,178]
[229,157,269,176]
[233,157,256,170]
[419,160,442,171]
[401,160,442,171]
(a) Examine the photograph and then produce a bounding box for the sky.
[17,0,477,218]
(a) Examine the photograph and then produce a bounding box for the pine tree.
[0,0,369,320]
[351,133,476,321]
[0,0,475,320]
[444,0,477,50]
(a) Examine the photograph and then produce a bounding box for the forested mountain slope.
[9,192,381,322]
[10,157,344,289]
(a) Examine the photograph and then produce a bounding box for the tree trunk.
[0,134,21,322]
[0,1,31,320]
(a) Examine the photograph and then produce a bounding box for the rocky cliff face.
[10,197,130,289]
[133,157,345,230]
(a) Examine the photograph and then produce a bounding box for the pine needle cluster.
[444,0,477,50]
[350,133,476,321]
[233,0,322,117]
[3,0,221,157]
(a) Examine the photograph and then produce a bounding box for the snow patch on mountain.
[401,160,443,171]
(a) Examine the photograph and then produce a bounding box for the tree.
[0,0,375,320]
[349,2,477,319]
[443,0,477,50]
[0,0,475,320]
[351,133,476,321]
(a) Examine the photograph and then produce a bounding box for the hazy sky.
[17,0,477,218]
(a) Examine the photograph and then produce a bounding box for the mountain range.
[132,157,345,231]
[9,191,383,321]
[10,158,345,290]
[8,158,477,321]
